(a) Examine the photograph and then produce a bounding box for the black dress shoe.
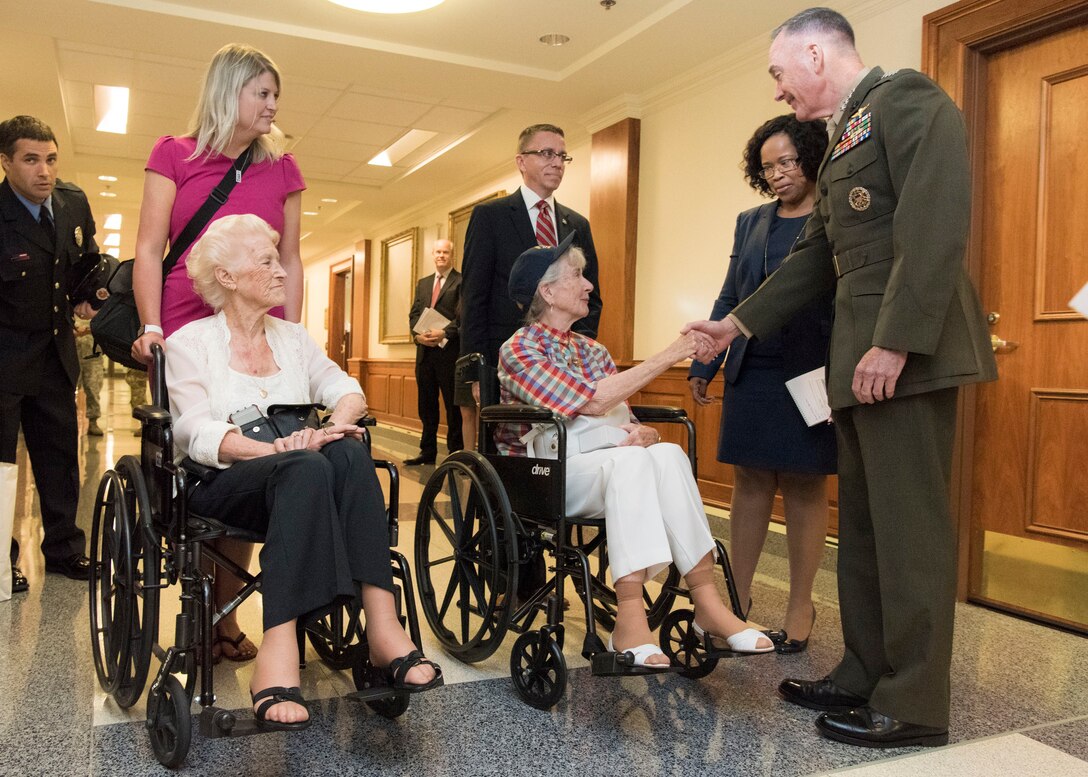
[45,553,91,581]
[816,706,949,748]
[12,565,29,593]
[403,454,436,466]
[779,676,868,713]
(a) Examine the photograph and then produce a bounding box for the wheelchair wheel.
[510,631,567,710]
[89,459,161,709]
[306,597,363,670]
[415,452,517,663]
[147,674,192,769]
[659,609,718,679]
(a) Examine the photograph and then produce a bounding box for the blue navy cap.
[508,230,577,308]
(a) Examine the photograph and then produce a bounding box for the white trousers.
[565,442,714,582]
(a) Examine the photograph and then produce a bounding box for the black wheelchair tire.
[510,631,567,710]
[147,674,192,769]
[88,469,135,700]
[415,451,517,663]
[306,596,363,671]
[659,608,719,679]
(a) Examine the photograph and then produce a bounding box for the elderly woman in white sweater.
[166,214,440,731]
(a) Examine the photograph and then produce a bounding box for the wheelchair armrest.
[479,403,561,424]
[630,405,688,423]
[180,456,219,485]
[133,403,172,427]
[357,416,376,427]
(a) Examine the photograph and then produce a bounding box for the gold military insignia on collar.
[74,226,83,247]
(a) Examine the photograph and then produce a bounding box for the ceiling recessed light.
[94,85,129,134]
[539,34,570,46]
[320,198,338,203]
[104,214,122,230]
[327,0,444,12]
[303,211,319,216]
[98,175,118,182]
[99,191,117,198]
[368,129,438,167]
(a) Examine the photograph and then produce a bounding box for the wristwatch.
[138,324,164,337]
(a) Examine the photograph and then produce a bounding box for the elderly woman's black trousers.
[188,438,393,631]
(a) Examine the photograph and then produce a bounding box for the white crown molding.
[581,94,643,135]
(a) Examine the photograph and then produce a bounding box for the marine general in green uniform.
[686,8,996,748]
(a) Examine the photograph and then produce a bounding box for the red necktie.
[430,274,442,306]
[535,200,557,247]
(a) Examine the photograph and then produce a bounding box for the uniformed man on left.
[1,115,102,591]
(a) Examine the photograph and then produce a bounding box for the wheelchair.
[413,354,746,710]
[88,345,425,767]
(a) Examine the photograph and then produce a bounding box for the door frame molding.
[922,0,1088,599]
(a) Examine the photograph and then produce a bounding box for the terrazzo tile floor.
[2,377,1086,776]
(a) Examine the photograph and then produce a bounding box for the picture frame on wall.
[447,190,506,270]
[379,227,418,344]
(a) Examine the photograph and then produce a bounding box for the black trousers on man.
[0,350,84,563]
[416,345,462,458]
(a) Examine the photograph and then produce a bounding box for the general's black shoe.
[816,706,949,748]
[45,553,91,581]
[403,454,436,466]
[779,676,868,713]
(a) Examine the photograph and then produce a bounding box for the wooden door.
[968,21,1088,631]
[328,259,352,371]
[925,0,1088,633]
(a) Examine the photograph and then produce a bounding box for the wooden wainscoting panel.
[360,359,458,437]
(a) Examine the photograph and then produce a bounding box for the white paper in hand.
[785,367,832,426]
[413,307,452,348]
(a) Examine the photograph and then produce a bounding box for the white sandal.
[607,636,671,669]
[693,622,774,654]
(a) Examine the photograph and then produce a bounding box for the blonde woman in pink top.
[131,43,306,662]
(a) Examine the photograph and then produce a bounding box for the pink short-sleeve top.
[146,135,306,335]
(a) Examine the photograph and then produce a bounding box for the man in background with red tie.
[1,115,101,591]
[459,123,601,407]
[406,239,463,465]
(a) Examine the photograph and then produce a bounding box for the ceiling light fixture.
[98,175,118,182]
[303,211,319,216]
[320,198,338,203]
[99,191,117,198]
[103,233,121,248]
[327,0,444,13]
[539,34,570,46]
[94,85,130,134]
[103,214,123,230]
[368,129,437,167]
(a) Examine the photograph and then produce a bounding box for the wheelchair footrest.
[590,651,683,677]
[198,707,265,739]
[344,685,410,703]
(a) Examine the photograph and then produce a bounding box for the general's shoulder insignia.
[878,69,901,82]
[831,109,872,160]
[74,226,83,248]
[848,187,871,212]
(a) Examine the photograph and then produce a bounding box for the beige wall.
[304,0,950,360]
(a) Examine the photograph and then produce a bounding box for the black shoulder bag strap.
[160,139,256,280]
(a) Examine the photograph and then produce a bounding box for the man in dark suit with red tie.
[1,115,102,591]
[406,239,463,465]
[459,123,602,405]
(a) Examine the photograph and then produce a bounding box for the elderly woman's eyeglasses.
[759,157,801,179]
[521,149,574,164]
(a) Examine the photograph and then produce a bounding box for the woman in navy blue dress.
[689,115,833,653]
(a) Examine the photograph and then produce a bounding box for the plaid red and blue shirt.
[496,322,630,455]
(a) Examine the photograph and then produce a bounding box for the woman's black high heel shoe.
[773,605,816,655]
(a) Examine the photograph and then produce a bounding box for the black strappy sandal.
[386,650,444,693]
[251,686,312,731]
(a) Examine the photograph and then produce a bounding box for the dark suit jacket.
[409,268,461,365]
[459,190,601,364]
[690,201,833,387]
[733,68,996,409]
[0,178,99,393]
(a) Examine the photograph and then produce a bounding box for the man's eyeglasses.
[520,149,574,164]
[759,157,801,179]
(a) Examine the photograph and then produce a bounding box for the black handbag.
[233,404,324,443]
[90,142,256,370]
